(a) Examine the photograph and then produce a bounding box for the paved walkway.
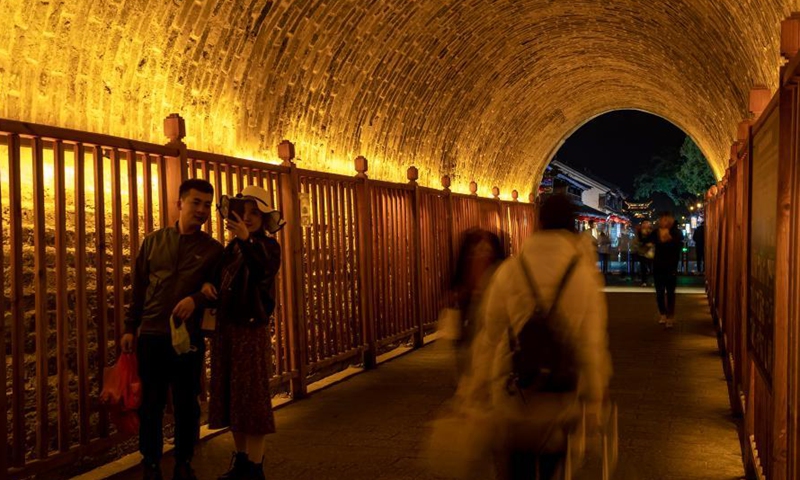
[106,290,744,480]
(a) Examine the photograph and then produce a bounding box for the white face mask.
[170,315,196,355]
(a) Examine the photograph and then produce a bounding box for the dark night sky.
[553,110,687,197]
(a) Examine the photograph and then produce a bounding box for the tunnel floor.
[105,289,744,480]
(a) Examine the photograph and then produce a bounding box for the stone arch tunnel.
[3,1,800,479]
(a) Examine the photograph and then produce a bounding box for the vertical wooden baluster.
[303,179,318,365]
[0,136,6,473]
[30,137,50,460]
[128,150,140,267]
[143,154,154,234]
[340,183,352,350]
[53,140,70,452]
[94,146,110,437]
[110,149,124,354]
[201,160,212,235]
[312,180,329,360]
[328,181,343,354]
[321,181,336,356]
[0,136,9,472]
[31,137,49,460]
[375,190,386,343]
[8,134,25,467]
[73,144,90,446]
[214,163,224,244]
[156,155,168,229]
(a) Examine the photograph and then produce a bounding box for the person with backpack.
[201,186,284,480]
[459,194,612,480]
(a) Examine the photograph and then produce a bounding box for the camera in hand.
[218,195,247,221]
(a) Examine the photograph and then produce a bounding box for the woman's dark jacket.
[216,234,281,327]
[646,226,684,273]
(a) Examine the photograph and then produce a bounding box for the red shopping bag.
[100,352,142,435]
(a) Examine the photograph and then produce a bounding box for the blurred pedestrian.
[646,212,683,328]
[597,226,611,276]
[448,228,506,377]
[693,221,705,273]
[633,221,654,287]
[458,194,612,480]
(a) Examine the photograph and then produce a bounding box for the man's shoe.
[142,461,163,480]
[218,452,251,480]
[658,315,667,325]
[173,461,198,480]
[665,318,675,329]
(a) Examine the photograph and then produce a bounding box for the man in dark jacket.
[121,179,223,480]
[647,212,684,329]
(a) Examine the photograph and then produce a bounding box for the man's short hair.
[539,194,578,231]
[179,178,214,199]
[658,210,675,219]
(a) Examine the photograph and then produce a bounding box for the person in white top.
[457,194,613,480]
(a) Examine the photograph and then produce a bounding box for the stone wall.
[2,0,797,195]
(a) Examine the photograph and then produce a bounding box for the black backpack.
[508,254,581,395]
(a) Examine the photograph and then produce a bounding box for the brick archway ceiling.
[1,1,796,196]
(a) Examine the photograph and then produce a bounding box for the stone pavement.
[105,290,744,480]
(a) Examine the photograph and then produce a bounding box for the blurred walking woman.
[450,228,506,376]
[203,186,284,480]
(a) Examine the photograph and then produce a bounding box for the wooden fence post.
[163,113,189,225]
[278,140,309,399]
[408,167,424,348]
[355,156,377,369]
[443,176,456,267]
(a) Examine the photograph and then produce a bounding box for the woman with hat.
[202,185,285,480]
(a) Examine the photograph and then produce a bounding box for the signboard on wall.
[748,105,779,387]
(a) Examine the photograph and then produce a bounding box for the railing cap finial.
[355,156,368,179]
[278,140,296,166]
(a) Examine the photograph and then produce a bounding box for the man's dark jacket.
[125,224,223,336]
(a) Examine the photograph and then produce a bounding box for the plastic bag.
[100,352,142,435]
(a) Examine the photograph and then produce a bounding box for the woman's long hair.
[451,228,506,291]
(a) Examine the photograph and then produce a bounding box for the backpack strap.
[518,252,581,318]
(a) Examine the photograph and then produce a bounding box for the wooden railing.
[705,48,800,480]
[0,116,538,479]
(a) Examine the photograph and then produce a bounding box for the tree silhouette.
[634,137,715,205]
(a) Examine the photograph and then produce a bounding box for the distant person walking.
[597,227,611,275]
[647,212,684,328]
[693,221,705,274]
[633,221,654,287]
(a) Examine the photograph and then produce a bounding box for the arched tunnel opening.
[540,110,716,281]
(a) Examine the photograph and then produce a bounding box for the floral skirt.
[208,321,275,434]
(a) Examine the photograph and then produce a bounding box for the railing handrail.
[295,167,362,184]
[187,149,291,174]
[0,119,180,156]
